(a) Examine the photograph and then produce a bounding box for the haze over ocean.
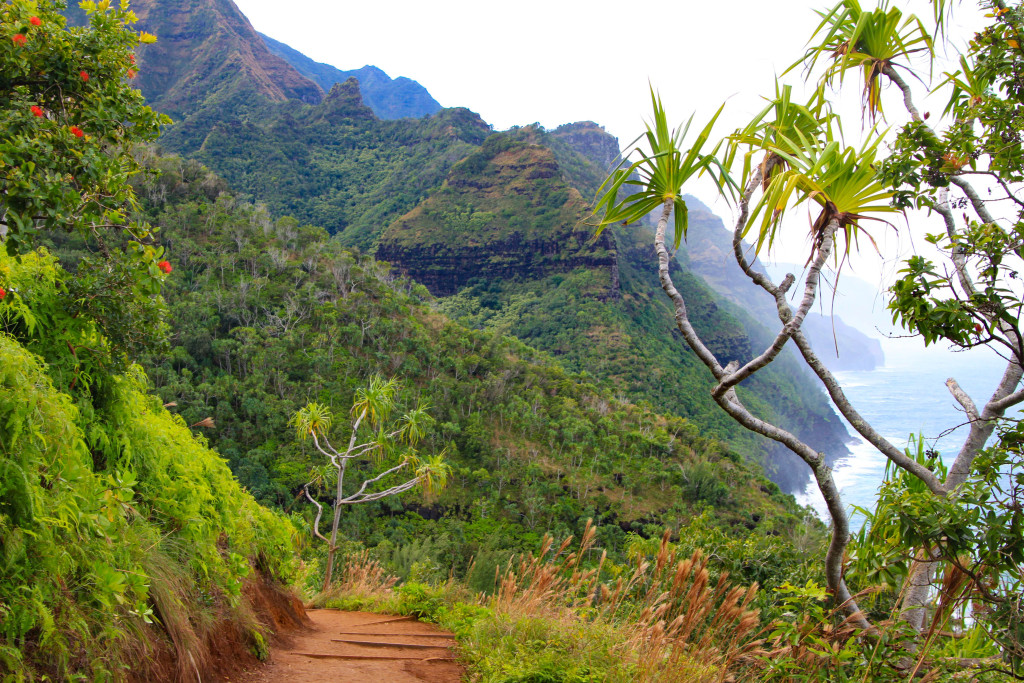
[797,341,1010,522]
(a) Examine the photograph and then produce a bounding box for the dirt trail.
[239,609,464,682]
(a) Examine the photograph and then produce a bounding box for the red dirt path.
[237,609,464,682]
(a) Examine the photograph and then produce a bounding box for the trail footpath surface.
[239,609,464,682]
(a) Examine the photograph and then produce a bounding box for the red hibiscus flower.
[29,16,41,26]
[70,125,84,138]
[31,105,43,117]
[80,70,89,82]
[157,260,172,274]
[0,287,6,300]
[12,34,26,46]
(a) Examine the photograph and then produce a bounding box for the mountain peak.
[321,77,375,121]
[127,0,322,116]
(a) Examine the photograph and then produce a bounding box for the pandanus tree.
[291,375,450,590]
[598,0,1024,663]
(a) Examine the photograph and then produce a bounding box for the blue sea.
[795,340,1011,522]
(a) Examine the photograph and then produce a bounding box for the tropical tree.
[291,375,451,590]
[1,0,170,376]
[598,0,1024,665]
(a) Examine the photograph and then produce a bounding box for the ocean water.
[795,341,1011,522]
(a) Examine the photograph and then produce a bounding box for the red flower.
[31,105,43,117]
[70,125,84,138]
[129,53,135,64]
[29,16,41,26]
[127,69,136,79]
[0,287,6,300]
[12,34,26,46]
[157,260,172,274]
[80,70,89,82]
[975,323,984,333]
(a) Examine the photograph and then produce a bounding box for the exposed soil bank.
[126,574,308,683]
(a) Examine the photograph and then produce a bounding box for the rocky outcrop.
[551,121,621,172]
[801,313,886,371]
[378,229,618,297]
[319,78,376,123]
[377,134,618,298]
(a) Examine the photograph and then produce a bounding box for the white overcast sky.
[235,0,829,149]
[232,0,986,285]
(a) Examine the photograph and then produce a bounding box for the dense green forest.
[108,152,820,592]
[2,4,833,679]
[110,0,854,492]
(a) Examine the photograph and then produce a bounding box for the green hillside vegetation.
[127,1,852,490]
[374,128,849,487]
[0,4,300,677]
[80,151,824,600]
[377,130,617,295]
[0,269,298,676]
[174,80,491,249]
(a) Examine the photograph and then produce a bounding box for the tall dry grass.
[311,550,399,608]
[492,522,763,682]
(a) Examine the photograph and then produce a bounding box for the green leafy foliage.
[0,286,297,677]
[0,0,167,254]
[163,94,491,250]
[0,7,299,677]
[595,88,732,249]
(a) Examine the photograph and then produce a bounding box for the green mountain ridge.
[112,154,811,569]
[376,130,618,296]
[128,0,322,115]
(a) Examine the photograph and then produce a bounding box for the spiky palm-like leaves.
[796,0,933,121]
[352,374,397,428]
[595,88,734,249]
[726,83,835,190]
[744,123,897,259]
[412,453,451,500]
[291,401,333,439]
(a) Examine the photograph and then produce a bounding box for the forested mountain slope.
[98,154,812,583]
[0,5,303,676]
[124,0,850,490]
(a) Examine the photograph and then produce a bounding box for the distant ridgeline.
[125,0,852,491]
[258,32,441,119]
[680,196,886,373]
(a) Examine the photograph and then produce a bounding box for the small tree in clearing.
[291,375,450,590]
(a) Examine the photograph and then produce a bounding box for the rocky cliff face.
[126,0,322,117]
[377,133,618,297]
[551,121,621,172]
[318,78,376,123]
[802,313,886,371]
[682,194,884,372]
